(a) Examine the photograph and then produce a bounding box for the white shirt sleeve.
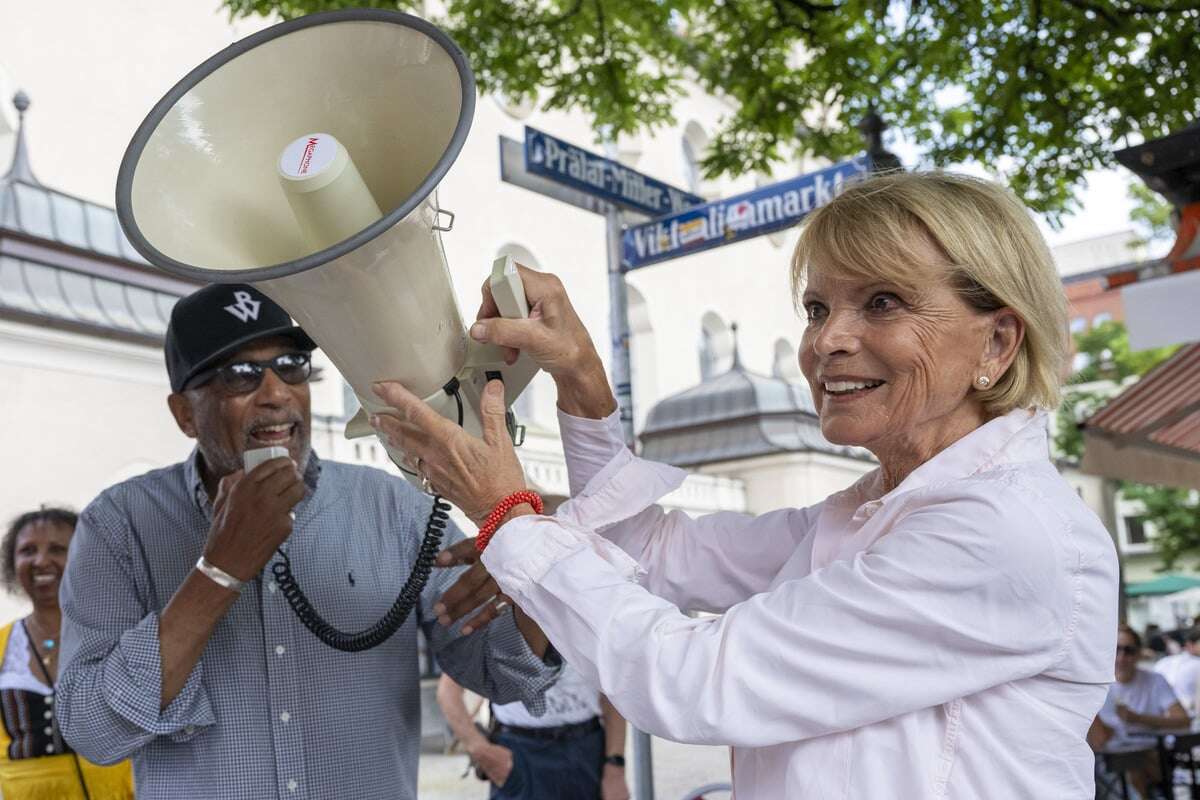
[556,427,818,612]
[558,409,629,497]
[484,479,1070,748]
[1098,686,1120,730]
[1150,672,1182,714]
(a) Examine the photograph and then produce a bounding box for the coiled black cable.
[271,495,450,652]
[271,379,463,653]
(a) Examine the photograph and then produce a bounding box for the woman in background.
[0,508,134,799]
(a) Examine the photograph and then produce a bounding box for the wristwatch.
[604,755,626,768]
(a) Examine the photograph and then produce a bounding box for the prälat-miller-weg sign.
[524,127,703,218]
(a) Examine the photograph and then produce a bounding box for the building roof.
[1081,343,1200,490]
[0,92,196,346]
[639,340,871,468]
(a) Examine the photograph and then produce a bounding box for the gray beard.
[198,438,312,486]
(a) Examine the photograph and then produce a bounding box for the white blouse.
[0,621,53,696]
[482,407,1119,799]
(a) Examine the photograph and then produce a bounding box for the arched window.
[626,284,656,432]
[681,121,709,195]
[616,131,644,167]
[772,338,803,381]
[699,311,732,380]
[492,92,535,121]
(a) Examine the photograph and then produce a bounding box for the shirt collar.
[185,447,323,513]
[827,408,1049,513]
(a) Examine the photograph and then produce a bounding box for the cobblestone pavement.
[418,736,732,800]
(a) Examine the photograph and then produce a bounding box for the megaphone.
[115,8,537,483]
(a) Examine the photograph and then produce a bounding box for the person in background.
[437,667,630,799]
[1089,625,1188,798]
[0,508,134,799]
[1154,628,1200,713]
[1145,624,1168,659]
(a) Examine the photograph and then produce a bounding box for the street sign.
[498,136,610,216]
[622,156,871,270]
[523,127,703,218]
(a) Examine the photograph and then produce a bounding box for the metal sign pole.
[606,205,636,445]
[605,203,653,799]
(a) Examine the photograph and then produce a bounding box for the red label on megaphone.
[280,133,338,179]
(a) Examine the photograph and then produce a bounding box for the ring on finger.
[493,597,510,614]
[421,475,434,495]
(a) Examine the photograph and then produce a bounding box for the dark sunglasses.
[1116,645,1140,656]
[187,352,313,394]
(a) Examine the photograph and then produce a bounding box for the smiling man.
[54,284,557,800]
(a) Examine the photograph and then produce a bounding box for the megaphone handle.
[490,256,529,319]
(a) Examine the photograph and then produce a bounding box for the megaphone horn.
[115,8,537,481]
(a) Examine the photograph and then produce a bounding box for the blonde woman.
[373,172,1119,798]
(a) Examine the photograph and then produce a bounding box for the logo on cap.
[224,291,262,323]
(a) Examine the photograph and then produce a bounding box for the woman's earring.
[975,375,991,389]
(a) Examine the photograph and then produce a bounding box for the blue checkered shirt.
[57,451,557,799]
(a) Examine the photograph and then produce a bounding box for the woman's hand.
[370,379,525,526]
[472,264,616,419]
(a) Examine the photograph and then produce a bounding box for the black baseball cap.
[165,284,317,393]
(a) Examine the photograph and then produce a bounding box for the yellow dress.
[0,621,135,800]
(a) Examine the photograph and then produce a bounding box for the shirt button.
[268,581,277,593]
[287,779,298,792]
[280,711,291,723]
[45,745,55,754]
[43,710,52,720]
[43,725,52,735]
[185,725,196,735]
[275,645,285,656]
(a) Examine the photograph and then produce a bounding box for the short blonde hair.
[791,170,1067,413]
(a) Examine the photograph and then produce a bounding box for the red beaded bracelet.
[475,490,544,552]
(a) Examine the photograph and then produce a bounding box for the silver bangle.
[195,556,244,592]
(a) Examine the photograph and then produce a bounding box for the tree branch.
[1061,0,1200,23]
[1117,0,1200,12]
[779,0,841,13]
[540,0,585,28]
[1061,0,1122,26]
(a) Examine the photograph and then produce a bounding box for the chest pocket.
[278,515,415,632]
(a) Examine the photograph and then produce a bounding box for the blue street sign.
[622,156,872,270]
[524,127,704,218]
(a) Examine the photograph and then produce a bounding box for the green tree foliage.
[1053,320,1165,460]
[1122,483,1200,571]
[223,0,1200,220]
[1127,179,1177,247]
[1056,321,1198,569]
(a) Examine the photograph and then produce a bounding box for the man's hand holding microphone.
[201,451,305,585]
